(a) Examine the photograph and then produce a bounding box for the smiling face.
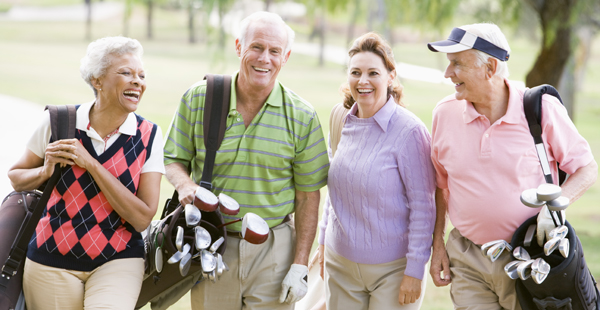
[235,21,290,93]
[93,53,146,113]
[444,50,488,103]
[348,51,394,115]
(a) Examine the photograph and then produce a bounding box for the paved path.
[0,94,45,198]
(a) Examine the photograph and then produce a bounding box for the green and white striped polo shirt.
[164,73,329,230]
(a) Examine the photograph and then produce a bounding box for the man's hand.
[398,275,422,305]
[537,205,563,246]
[429,241,451,287]
[279,264,308,304]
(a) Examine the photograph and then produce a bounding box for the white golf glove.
[537,205,566,246]
[279,264,308,304]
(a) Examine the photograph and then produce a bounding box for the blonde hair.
[341,32,403,109]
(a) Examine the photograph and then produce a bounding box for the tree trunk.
[525,0,577,89]
[318,9,325,67]
[346,0,360,47]
[123,0,131,37]
[218,3,226,50]
[85,0,91,40]
[146,0,153,40]
[188,1,196,44]
[264,0,273,11]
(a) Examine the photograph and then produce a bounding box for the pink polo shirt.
[431,79,593,244]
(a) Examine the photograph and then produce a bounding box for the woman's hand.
[318,244,325,280]
[42,139,78,177]
[398,275,421,305]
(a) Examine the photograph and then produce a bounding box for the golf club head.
[179,252,192,277]
[520,188,545,208]
[536,183,561,201]
[176,226,184,252]
[531,257,550,274]
[194,187,219,212]
[549,225,568,240]
[559,238,570,258]
[216,253,224,277]
[504,260,520,279]
[184,204,201,227]
[481,240,502,256]
[513,246,531,261]
[517,260,534,280]
[218,193,240,215]
[531,270,549,284]
[201,250,216,273]
[547,196,569,212]
[241,213,269,244]
[543,236,561,256]
[167,243,191,264]
[194,226,211,250]
[487,242,507,262]
[209,269,216,283]
[209,236,225,253]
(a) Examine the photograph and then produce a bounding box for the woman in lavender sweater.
[317,32,436,309]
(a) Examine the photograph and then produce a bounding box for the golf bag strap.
[523,84,565,185]
[1,105,76,283]
[200,74,231,191]
[329,103,348,157]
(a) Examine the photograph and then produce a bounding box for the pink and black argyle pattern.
[27,112,157,272]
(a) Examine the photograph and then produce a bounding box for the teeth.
[253,67,269,72]
[124,90,140,97]
[358,89,373,93]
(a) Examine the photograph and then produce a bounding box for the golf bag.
[0,105,77,310]
[135,74,232,310]
[511,85,600,310]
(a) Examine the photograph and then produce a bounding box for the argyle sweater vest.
[27,113,157,272]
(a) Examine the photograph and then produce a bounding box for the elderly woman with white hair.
[8,36,164,310]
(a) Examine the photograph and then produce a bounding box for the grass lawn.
[1,3,599,310]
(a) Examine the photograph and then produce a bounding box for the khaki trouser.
[447,228,522,310]
[23,257,144,310]
[191,221,295,310]
[324,246,426,310]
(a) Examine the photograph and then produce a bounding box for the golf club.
[549,225,568,239]
[524,224,536,247]
[179,252,192,277]
[517,260,534,280]
[168,243,191,264]
[520,188,545,208]
[547,196,569,212]
[513,246,531,261]
[536,183,561,201]
[559,238,570,258]
[544,236,561,256]
[504,260,520,279]
[176,226,184,252]
[194,226,211,250]
[184,204,201,227]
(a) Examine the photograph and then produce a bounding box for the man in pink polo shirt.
[427,23,598,309]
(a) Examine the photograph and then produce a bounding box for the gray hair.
[238,11,295,55]
[460,23,511,78]
[80,36,144,97]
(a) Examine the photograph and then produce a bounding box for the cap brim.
[428,40,472,53]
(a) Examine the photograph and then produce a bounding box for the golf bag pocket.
[511,216,600,310]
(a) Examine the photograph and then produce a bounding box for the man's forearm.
[561,160,598,203]
[293,189,320,266]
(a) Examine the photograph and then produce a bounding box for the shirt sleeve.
[142,125,166,174]
[398,124,436,280]
[26,110,52,159]
[163,86,203,169]
[293,111,329,192]
[541,94,594,175]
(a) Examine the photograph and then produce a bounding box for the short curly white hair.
[80,36,143,97]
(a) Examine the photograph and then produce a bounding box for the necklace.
[87,122,119,151]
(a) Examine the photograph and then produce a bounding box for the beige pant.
[23,257,144,310]
[324,246,426,310]
[191,222,295,310]
[447,228,522,310]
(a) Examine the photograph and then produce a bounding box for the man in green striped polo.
[164,11,329,310]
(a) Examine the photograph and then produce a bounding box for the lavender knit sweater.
[318,97,436,280]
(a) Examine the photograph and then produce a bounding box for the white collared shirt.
[27,101,165,174]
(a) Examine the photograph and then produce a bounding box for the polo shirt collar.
[462,79,521,125]
[229,71,283,117]
[76,101,137,136]
[348,96,396,132]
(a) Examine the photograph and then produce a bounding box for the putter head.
[504,260,520,279]
[517,260,534,280]
[543,236,561,256]
[513,246,531,261]
[536,183,561,201]
[520,188,545,208]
